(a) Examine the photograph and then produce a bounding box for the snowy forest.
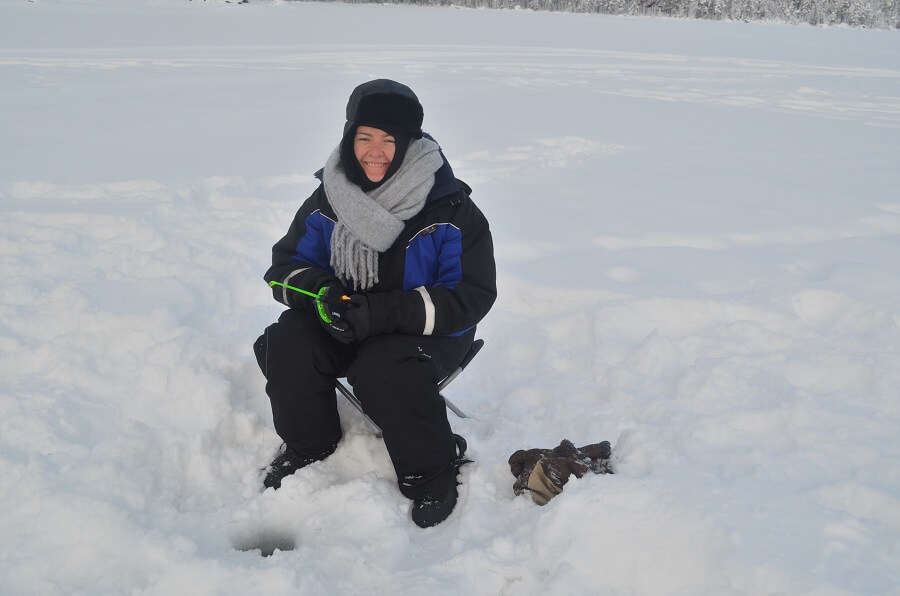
[302,0,900,28]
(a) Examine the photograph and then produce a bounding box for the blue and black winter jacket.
[265,155,496,338]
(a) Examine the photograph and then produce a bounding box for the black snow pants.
[254,308,475,500]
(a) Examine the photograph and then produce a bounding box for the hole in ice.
[232,530,297,557]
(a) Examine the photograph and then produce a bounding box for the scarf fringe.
[331,225,379,290]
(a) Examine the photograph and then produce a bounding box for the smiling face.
[353,126,397,182]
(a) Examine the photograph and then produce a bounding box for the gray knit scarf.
[323,137,444,290]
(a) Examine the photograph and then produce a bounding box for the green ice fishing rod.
[268,280,351,305]
[269,280,351,324]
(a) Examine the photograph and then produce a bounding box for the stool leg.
[335,378,382,437]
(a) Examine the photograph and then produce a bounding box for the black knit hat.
[343,79,424,139]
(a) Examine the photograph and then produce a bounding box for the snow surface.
[2,1,900,594]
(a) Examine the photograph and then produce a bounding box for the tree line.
[306,0,900,28]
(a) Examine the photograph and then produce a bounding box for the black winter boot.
[263,443,334,490]
[411,435,471,528]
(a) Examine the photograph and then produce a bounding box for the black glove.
[344,290,422,341]
[316,286,354,344]
[279,271,341,314]
[343,294,373,342]
[343,292,406,342]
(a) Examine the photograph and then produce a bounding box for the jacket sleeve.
[425,196,497,335]
[263,185,341,313]
[385,193,496,337]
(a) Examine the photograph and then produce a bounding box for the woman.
[254,79,496,528]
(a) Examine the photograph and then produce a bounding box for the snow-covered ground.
[2,1,899,593]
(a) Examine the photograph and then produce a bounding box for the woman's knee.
[348,337,437,402]
[255,309,333,378]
